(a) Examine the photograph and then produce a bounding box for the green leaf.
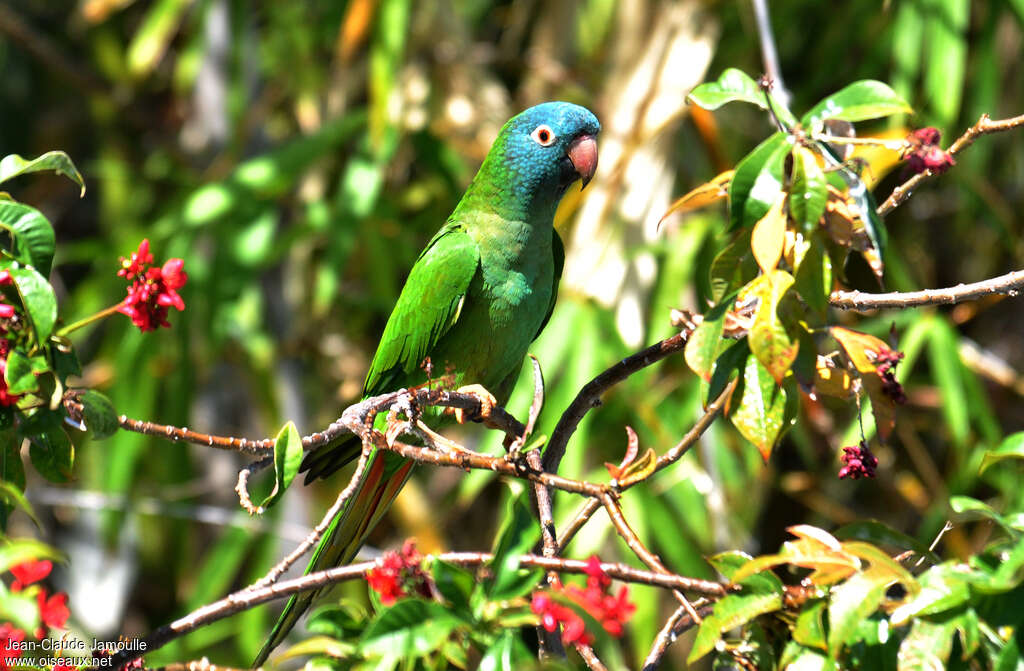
[794,234,833,319]
[684,296,733,382]
[28,426,74,483]
[688,557,784,663]
[0,537,63,573]
[0,481,40,528]
[891,563,970,624]
[709,229,754,303]
[801,80,912,128]
[730,352,790,461]
[360,600,465,659]
[791,147,829,232]
[478,629,534,671]
[950,495,1020,539]
[743,270,798,384]
[828,569,889,658]
[77,390,119,439]
[927,318,969,446]
[707,550,754,582]
[3,349,43,395]
[127,0,192,77]
[488,492,543,600]
[0,151,85,195]
[794,600,828,651]
[729,132,790,231]
[896,615,956,671]
[688,68,766,111]
[0,581,41,631]
[980,432,1024,474]
[258,421,303,510]
[10,266,57,342]
[708,339,749,405]
[0,201,56,277]
[430,559,475,613]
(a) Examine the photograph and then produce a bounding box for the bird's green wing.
[532,228,564,341]
[364,223,480,395]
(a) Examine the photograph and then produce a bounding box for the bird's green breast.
[428,213,554,401]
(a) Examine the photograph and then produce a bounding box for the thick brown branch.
[877,113,1024,217]
[542,330,692,475]
[829,268,1024,312]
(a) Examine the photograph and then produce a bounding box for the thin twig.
[641,604,691,671]
[234,456,273,513]
[248,445,373,590]
[829,268,1024,312]
[101,551,727,668]
[877,113,1024,217]
[750,0,790,108]
[600,492,702,624]
[576,643,610,671]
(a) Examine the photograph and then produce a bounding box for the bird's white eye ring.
[531,125,557,146]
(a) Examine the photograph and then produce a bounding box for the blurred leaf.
[430,559,475,613]
[360,599,465,658]
[896,615,956,671]
[0,202,56,276]
[980,432,1024,474]
[185,526,252,611]
[127,0,193,78]
[0,538,61,573]
[751,197,786,274]
[478,629,534,671]
[77,389,119,440]
[10,266,57,342]
[927,318,969,445]
[0,151,85,195]
[730,351,789,461]
[277,635,356,661]
[710,229,753,303]
[0,481,39,528]
[28,427,74,483]
[307,601,370,640]
[791,147,829,232]
[835,521,940,564]
[795,600,828,651]
[258,421,303,510]
[0,581,41,631]
[487,492,542,600]
[729,132,789,231]
[923,0,968,128]
[802,81,912,128]
[950,496,1021,538]
[661,170,733,224]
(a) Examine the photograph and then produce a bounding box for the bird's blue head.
[465,102,601,221]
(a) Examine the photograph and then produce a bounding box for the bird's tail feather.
[254,447,415,666]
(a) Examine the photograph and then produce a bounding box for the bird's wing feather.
[363,224,480,396]
[532,228,564,341]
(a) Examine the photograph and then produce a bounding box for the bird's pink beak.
[567,134,598,189]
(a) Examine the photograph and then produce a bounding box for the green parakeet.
[256,101,600,664]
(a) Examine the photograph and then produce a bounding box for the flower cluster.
[838,441,879,480]
[116,239,188,332]
[364,540,430,606]
[903,127,955,175]
[0,271,19,408]
[874,345,907,405]
[1,559,71,667]
[531,556,635,647]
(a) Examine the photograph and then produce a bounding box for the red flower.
[10,559,52,591]
[116,241,188,332]
[903,127,955,176]
[38,589,70,630]
[364,540,428,606]
[0,623,25,670]
[874,345,907,405]
[838,441,879,480]
[117,239,153,281]
[0,270,11,286]
[0,305,13,320]
[531,555,635,647]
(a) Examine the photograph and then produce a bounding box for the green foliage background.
[0,0,1022,667]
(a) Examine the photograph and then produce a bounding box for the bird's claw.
[450,384,498,425]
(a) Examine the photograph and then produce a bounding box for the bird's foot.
[450,384,498,426]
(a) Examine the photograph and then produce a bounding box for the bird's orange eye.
[531,125,556,146]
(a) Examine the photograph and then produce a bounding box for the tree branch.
[877,113,1024,217]
[829,268,1024,312]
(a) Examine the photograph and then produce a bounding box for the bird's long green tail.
[254,445,415,666]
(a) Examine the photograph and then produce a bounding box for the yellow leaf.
[619,448,658,487]
[660,170,734,225]
[751,197,787,274]
[830,326,887,374]
[814,358,855,399]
